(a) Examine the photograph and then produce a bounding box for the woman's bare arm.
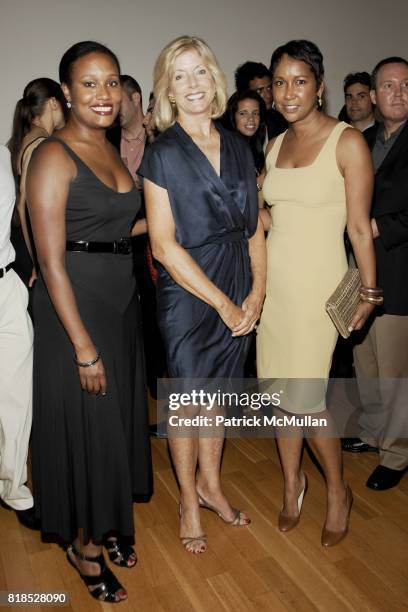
[234,217,266,334]
[145,178,247,333]
[17,138,46,284]
[258,138,276,232]
[337,127,376,331]
[26,141,107,394]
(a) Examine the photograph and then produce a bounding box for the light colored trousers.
[0,269,33,509]
[353,313,408,470]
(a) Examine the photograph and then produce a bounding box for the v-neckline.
[175,121,223,179]
[51,136,136,195]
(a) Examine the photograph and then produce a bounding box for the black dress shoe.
[0,499,40,530]
[342,437,378,453]
[366,465,406,491]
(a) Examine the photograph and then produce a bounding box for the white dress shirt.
[0,145,16,269]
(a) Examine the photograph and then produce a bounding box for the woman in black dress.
[27,41,152,603]
[8,78,66,286]
[140,36,266,554]
[222,89,268,375]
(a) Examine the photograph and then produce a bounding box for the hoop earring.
[317,96,323,108]
[66,101,72,109]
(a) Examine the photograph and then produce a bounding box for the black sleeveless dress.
[32,137,152,544]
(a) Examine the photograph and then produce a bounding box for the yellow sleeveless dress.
[257,122,350,412]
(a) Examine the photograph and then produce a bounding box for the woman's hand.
[232,290,265,337]
[75,347,107,395]
[371,218,379,239]
[348,302,375,333]
[259,208,271,232]
[217,300,246,333]
[28,267,37,288]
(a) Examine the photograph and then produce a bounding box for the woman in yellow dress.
[257,40,377,546]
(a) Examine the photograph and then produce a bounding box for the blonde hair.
[153,35,227,132]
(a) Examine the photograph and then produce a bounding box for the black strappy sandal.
[103,536,137,568]
[66,543,126,603]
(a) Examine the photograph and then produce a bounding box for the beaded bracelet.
[74,350,101,368]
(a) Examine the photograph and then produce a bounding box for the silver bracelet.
[74,350,101,368]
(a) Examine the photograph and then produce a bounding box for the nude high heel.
[321,485,353,547]
[278,473,308,532]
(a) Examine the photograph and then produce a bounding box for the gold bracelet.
[359,293,384,305]
[360,286,383,295]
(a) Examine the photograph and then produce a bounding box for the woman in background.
[257,40,376,546]
[222,89,267,175]
[8,78,66,285]
[222,89,268,375]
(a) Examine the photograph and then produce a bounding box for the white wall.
[1,0,407,144]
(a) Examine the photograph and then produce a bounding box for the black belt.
[66,238,132,255]
[0,263,13,279]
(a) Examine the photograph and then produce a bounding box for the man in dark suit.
[344,57,408,490]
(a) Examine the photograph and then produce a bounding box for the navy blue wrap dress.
[139,122,258,378]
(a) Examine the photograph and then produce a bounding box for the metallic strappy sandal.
[103,536,137,568]
[66,543,126,603]
[180,534,208,554]
[179,503,208,554]
[197,493,251,526]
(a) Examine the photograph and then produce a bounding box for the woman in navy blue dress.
[140,36,266,554]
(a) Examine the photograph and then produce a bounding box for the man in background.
[0,145,37,529]
[343,57,408,490]
[108,76,166,400]
[344,71,376,132]
[108,75,146,190]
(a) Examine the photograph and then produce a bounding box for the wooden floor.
[0,438,407,612]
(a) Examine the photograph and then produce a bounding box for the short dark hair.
[234,61,271,91]
[270,40,324,88]
[59,41,121,85]
[343,71,371,93]
[371,56,408,89]
[120,75,142,105]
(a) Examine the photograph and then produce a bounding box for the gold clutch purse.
[325,268,361,339]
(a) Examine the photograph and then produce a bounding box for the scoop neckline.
[273,123,342,170]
